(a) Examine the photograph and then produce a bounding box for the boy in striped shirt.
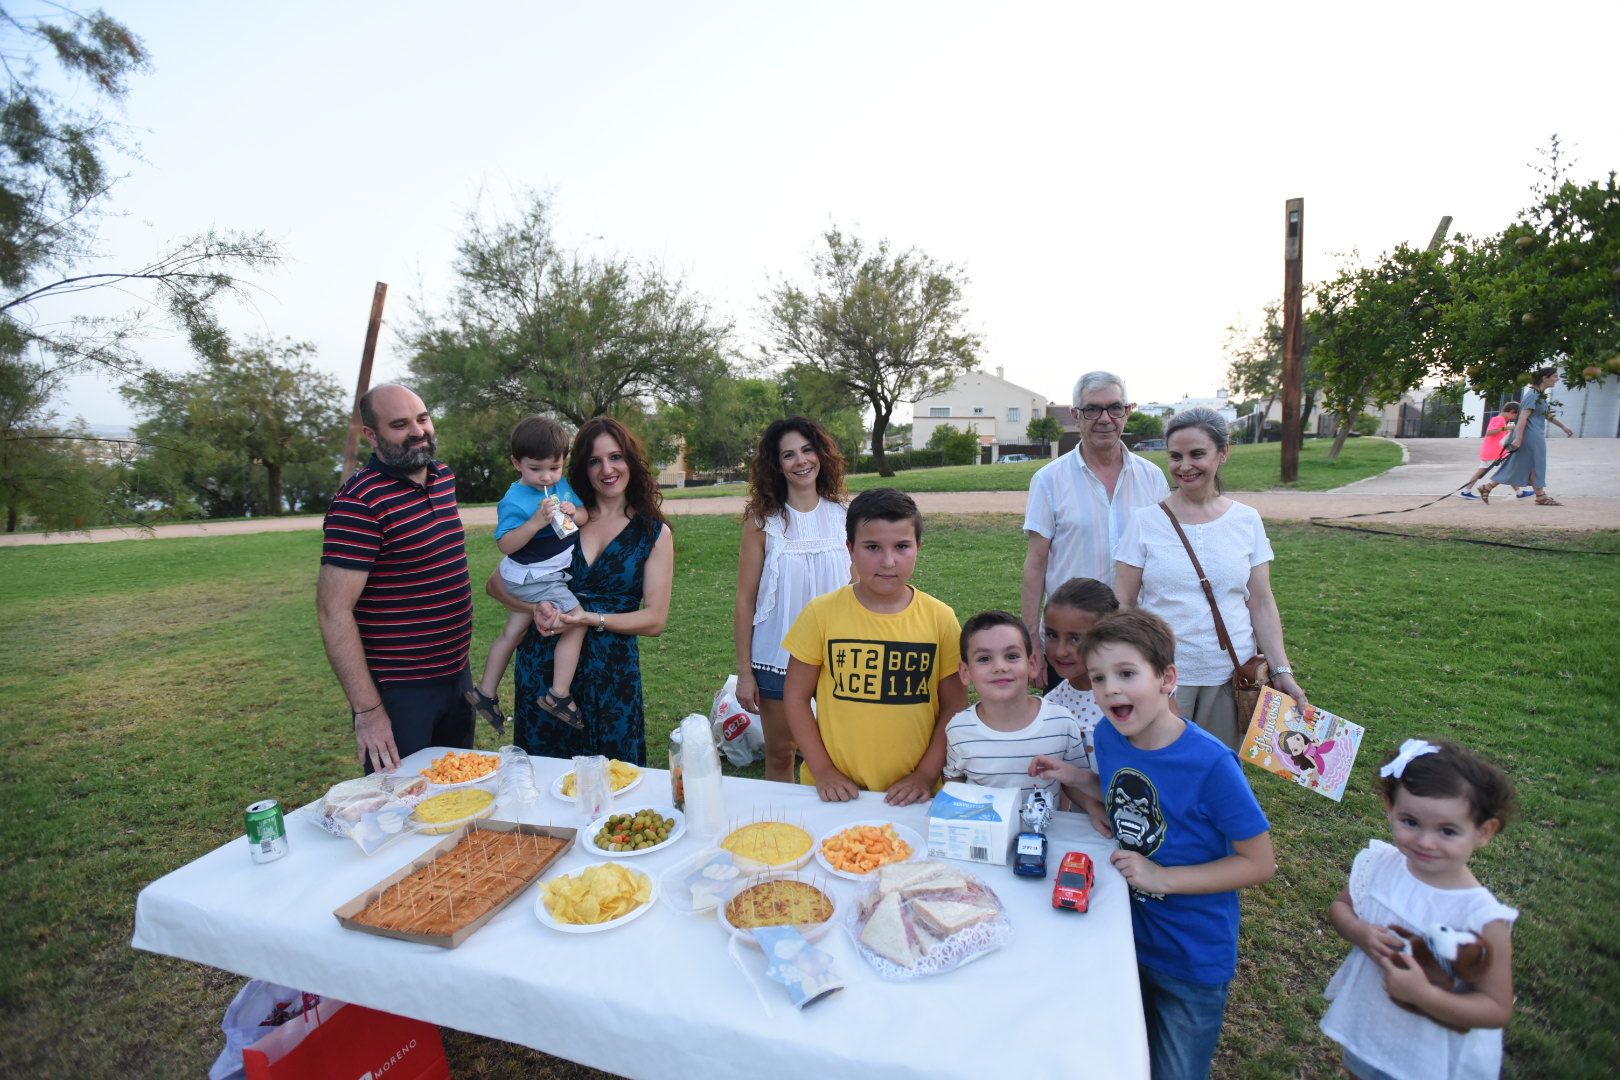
[944,611,1094,805]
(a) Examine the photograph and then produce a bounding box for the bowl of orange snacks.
[815,820,923,880]
[420,750,501,788]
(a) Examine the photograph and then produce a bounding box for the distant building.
[909,367,1050,462]
[1136,388,1240,427]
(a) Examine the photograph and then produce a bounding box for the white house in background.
[1136,388,1241,426]
[1461,374,1619,438]
[909,367,1050,461]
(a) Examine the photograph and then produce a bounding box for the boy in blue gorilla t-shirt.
[1031,609,1274,1080]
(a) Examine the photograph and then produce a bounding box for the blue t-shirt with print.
[494,477,583,566]
[1095,718,1269,986]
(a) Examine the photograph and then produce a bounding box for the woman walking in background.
[1479,366,1575,506]
[733,417,850,782]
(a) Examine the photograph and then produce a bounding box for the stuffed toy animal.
[1389,924,1489,1032]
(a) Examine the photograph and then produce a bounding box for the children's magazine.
[1238,687,1363,802]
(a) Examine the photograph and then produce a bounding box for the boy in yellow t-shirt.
[783,488,966,805]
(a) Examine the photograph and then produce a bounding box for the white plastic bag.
[209,979,337,1080]
[711,674,765,767]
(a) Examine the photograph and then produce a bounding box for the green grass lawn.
[659,437,1404,500]
[1,513,1615,1078]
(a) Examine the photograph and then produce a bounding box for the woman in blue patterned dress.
[1478,366,1575,506]
[490,417,674,763]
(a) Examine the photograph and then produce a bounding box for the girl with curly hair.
[733,417,850,781]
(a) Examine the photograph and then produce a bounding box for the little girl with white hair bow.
[1318,738,1519,1080]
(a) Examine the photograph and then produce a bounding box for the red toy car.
[1052,851,1095,912]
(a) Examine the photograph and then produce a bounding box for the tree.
[1,5,279,525]
[926,422,979,466]
[764,228,980,477]
[1024,414,1063,455]
[1308,245,1446,459]
[1124,411,1164,441]
[1441,162,1620,400]
[123,339,347,517]
[407,193,733,427]
[1224,300,1321,430]
[670,374,784,474]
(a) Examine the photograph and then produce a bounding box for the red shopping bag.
[242,1001,449,1080]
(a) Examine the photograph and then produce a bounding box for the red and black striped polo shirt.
[321,455,473,684]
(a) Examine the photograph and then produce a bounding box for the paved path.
[5,440,1617,546]
[1331,437,1620,498]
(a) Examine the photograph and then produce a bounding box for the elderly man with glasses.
[1021,371,1169,681]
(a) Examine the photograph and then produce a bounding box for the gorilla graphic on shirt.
[1107,767,1167,900]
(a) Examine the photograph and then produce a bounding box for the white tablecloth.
[132,749,1147,1080]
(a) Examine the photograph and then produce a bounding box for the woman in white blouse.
[733,417,851,781]
[1114,407,1308,748]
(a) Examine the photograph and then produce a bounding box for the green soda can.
[244,799,289,863]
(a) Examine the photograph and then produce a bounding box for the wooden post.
[1280,199,1304,483]
[341,282,389,482]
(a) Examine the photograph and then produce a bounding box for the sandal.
[1477,484,1492,504]
[463,687,508,734]
[1535,495,1563,506]
[539,691,586,730]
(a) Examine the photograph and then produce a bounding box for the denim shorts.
[751,665,786,702]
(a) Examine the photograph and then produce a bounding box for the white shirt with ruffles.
[1319,839,1518,1080]
[750,499,849,675]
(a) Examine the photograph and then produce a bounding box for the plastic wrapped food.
[312,774,429,855]
[847,861,1012,980]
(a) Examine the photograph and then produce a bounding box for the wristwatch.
[1272,666,1293,677]
[596,612,607,633]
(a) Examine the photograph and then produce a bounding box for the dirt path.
[4,488,1615,546]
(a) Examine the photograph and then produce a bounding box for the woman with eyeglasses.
[1022,371,1170,684]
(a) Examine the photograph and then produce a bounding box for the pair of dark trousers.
[364,670,475,774]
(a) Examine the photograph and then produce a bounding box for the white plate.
[716,871,840,946]
[814,820,925,881]
[534,862,659,934]
[417,752,503,789]
[581,806,686,858]
[550,766,644,803]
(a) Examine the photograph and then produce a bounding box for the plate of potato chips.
[551,759,643,802]
[535,862,658,933]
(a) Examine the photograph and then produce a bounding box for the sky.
[34,0,1620,429]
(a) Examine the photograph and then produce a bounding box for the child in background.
[944,611,1090,795]
[1031,610,1274,1080]
[1040,576,1118,771]
[1320,739,1517,1080]
[468,416,589,731]
[783,488,967,805]
[1457,401,1522,499]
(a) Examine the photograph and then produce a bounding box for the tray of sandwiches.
[334,820,574,948]
[848,860,1011,979]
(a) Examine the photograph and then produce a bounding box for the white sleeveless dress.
[750,499,849,675]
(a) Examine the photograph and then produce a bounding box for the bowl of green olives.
[584,806,686,857]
